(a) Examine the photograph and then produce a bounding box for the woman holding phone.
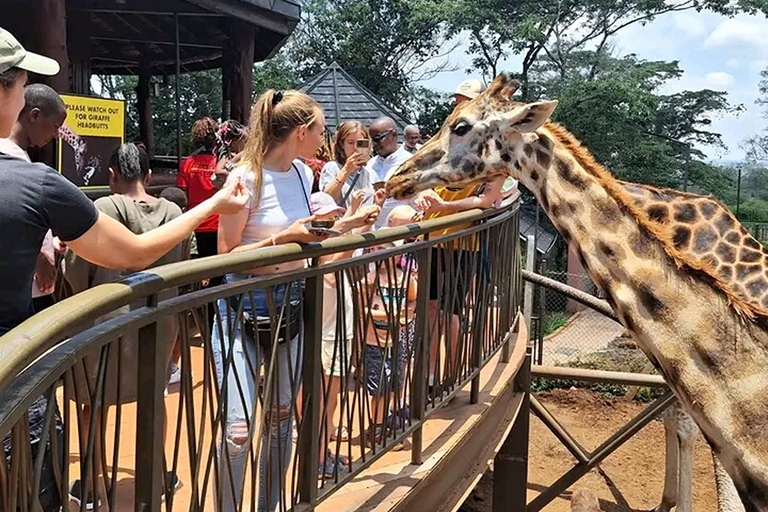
[319,120,372,207]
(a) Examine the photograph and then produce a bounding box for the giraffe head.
[387,72,557,199]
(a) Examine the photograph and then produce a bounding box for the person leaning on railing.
[215,88,379,512]
[0,27,250,512]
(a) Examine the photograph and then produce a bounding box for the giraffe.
[387,72,768,511]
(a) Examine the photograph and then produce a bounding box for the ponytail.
[109,142,149,182]
[242,89,321,208]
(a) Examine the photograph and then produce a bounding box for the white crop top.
[230,160,314,272]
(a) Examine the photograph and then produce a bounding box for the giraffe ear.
[512,100,558,133]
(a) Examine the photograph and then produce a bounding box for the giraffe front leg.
[654,416,679,512]
[675,434,696,512]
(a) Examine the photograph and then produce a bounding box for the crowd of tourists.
[0,25,516,512]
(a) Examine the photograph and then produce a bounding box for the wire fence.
[530,266,651,377]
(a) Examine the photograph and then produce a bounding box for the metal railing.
[0,198,521,512]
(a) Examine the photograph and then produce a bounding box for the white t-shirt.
[318,160,374,208]
[321,273,355,342]
[365,146,415,229]
[231,160,314,272]
[0,139,56,298]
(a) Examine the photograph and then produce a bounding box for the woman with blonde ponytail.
[214,89,377,511]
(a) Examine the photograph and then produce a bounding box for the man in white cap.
[453,78,486,106]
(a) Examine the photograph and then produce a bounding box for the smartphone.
[356,138,371,158]
[306,224,341,237]
[311,220,335,229]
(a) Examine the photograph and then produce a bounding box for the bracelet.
[335,175,346,185]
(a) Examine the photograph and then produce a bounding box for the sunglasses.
[371,129,394,143]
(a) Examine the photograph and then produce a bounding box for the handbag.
[244,305,302,349]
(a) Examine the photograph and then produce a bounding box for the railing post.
[522,236,536,343]
[501,214,519,364]
[493,347,531,512]
[411,246,432,465]
[135,294,163,512]
[298,259,323,506]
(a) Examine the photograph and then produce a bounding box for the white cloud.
[706,71,735,87]
[674,14,708,38]
[705,16,768,50]
[726,58,740,69]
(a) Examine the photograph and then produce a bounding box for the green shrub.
[542,313,570,337]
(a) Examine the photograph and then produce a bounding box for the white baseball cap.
[310,192,346,216]
[0,27,60,76]
[453,79,485,100]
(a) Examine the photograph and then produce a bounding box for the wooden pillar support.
[222,19,255,124]
[32,0,69,93]
[137,59,155,156]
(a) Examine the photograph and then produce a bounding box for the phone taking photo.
[356,138,371,158]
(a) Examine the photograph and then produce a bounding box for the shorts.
[322,338,351,377]
[365,343,406,397]
[428,248,477,316]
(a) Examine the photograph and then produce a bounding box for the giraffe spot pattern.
[741,248,762,263]
[744,237,762,251]
[414,148,445,167]
[673,203,698,223]
[629,232,654,258]
[638,283,666,317]
[535,148,551,169]
[746,279,768,298]
[591,198,621,228]
[736,264,761,281]
[647,204,669,223]
[557,159,589,190]
[495,140,502,151]
[523,144,534,157]
[719,265,733,281]
[673,226,692,249]
[530,169,539,182]
[715,212,735,236]
[566,201,580,214]
[501,153,512,162]
[693,226,718,254]
[715,242,737,264]
[725,231,741,244]
[698,200,717,220]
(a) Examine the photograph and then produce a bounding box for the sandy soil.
[461,389,717,512]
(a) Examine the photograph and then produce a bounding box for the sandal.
[330,425,349,441]
[365,424,384,448]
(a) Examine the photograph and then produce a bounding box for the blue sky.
[420,10,768,162]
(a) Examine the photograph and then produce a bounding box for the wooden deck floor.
[59,321,526,512]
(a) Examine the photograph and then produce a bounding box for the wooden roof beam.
[184,0,297,35]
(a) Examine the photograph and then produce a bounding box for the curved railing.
[0,197,522,512]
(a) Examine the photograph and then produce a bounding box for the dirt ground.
[461,389,717,512]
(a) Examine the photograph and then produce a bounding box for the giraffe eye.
[452,121,472,137]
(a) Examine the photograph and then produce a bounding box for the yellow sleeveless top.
[424,184,482,250]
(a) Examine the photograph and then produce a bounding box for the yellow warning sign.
[58,94,125,188]
[61,94,124,137]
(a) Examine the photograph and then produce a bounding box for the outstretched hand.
[212,179,251,214]
[281,216,331,244]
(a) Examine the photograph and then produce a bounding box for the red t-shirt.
[176,153,218,232]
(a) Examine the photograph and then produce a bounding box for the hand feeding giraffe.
[387,73,768,511]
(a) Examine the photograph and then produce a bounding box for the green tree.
[407,87,453,137]
[445,0,746,99]
[530,52,741,195]
[285,0,454,112]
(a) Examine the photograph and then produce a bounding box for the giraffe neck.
[517,130,768,510]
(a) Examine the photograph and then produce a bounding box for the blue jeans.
[211,275,303,512]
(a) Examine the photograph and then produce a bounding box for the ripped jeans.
[211,275,303,512]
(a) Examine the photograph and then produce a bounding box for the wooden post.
[222,19,254,124]
[32,0,69,93]
[137,58,155,157]
[493,348,531,511]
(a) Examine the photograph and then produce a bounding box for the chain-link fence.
[529,264,651,376]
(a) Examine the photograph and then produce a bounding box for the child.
[362,236,418,447]
[313,190,379,476]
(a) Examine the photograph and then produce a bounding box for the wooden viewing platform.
[59,316,528,512]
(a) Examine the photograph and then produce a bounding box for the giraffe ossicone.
[387,72,768,511]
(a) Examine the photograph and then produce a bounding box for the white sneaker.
[168,363,181,385]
